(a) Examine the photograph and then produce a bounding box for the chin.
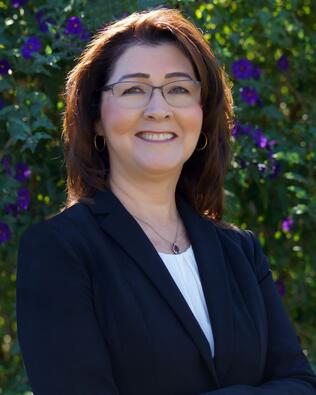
[137,162,182,175]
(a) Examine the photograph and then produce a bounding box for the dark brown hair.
[61,7,234,222]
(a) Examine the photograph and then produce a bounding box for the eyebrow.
[117,72,193,81]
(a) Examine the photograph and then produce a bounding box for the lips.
[136,131,177,137]
[135,130,178,143]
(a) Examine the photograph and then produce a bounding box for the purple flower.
[79,28,91,41]
[64,16,83,35]
[233,122,268,148]
[239,159,247,169]
[269,158,281,178]
[277,55,289,72]
[267,139,277,150]
[11,0,28,8]
[35,10,45,22]
[231,121,242,137]
[240,87,260,106]
[15,162,31,182]
[243,124,255,136]
[266,140,278,159]
[0,221,11,244]
[252,65,261,80]
[232,59,254,80]
[21,36,41,59]
[3,189,30,217]
[282,216,294,232]
[35,10,56,33]
[4,202,20,217]
[0,59,10,75]
[252,128,268,148]
[275,279,286,297]
[17,188,30,210]
[258,135,268,148]
[2,155,13,176]
[0,97,5,110]
[232,121,254,138]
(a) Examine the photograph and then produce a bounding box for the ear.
[94,120,104,136]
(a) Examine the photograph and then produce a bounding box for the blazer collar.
[86,188,234,385]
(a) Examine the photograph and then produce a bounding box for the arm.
[199,231,316,394]
[16,221,120,395]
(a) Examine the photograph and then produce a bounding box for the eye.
[122,86,146,95]
[168,86,190,94]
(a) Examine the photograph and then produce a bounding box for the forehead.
[108,43,196,82]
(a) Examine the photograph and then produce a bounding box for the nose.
[143,87,173,119]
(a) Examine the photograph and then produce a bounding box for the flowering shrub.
[191,0,316,373]
[0,0,315,392]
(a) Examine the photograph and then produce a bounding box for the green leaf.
[274,151,301,164]
[7,118,31,142]
[284,172,306,182]
[291,204,308,215]
[0,79,11,92]
[0,105,15,118]
[287,185,307,199]
[32,117,55,131]
[20,131,51,153]
[261,105,284,120]
[309,197,316,220]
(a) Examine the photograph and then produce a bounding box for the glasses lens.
[163,80,201,108]
[112,82,151,108]
[111,80,201,108]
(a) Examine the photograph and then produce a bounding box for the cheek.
[101,102,139,137]
[181,106,203,133]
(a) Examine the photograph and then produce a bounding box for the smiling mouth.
[136,131,177,142]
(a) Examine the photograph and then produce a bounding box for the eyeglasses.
[101,79,201,108]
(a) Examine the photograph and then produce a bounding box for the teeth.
[138,132,175,141]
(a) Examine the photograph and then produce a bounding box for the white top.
[158,246,215,358]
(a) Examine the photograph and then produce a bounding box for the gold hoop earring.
[195,131,208,151]
[94,134,106,152]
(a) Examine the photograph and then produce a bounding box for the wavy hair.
[61,7,234,222]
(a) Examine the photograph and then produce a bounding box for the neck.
[108,172,180,224]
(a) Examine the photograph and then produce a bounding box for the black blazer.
[16,189,316,395]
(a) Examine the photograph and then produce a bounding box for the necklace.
[132,212,181,254]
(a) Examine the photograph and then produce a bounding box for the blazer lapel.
[87,188,233,384]
[176,193,235,381]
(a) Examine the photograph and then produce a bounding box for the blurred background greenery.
[0,0,315,393]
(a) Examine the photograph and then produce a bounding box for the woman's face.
[95,43,203,181]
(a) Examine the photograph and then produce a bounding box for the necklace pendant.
[172,243,180,254]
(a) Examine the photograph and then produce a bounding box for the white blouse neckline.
[158,245,193,256]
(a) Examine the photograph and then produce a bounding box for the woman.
[16,7,316,395]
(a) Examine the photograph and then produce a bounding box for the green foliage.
[0,0,315,393]
[189,0,316,371]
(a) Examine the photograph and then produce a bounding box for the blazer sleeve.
[199,230,316,395]
[16,221,120,395]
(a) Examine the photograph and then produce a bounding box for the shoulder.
[17,204,94,289]
[213,222,271,283]
[19,203,93,257]
[214,223,256,257]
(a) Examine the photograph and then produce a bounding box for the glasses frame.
[101,79,201,108]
